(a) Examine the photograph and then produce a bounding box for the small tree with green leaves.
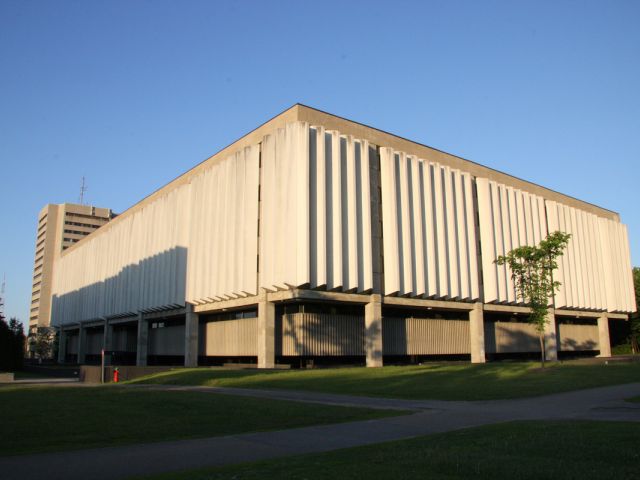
[495,231,571,367]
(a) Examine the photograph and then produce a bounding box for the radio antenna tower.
[0,274,6,323]
[79,177,88,205]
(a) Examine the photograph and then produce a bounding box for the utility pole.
[0,274,5,323]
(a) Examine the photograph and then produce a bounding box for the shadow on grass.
[0,385,401,456]
[141,420,640,480]
[128,362,640,401]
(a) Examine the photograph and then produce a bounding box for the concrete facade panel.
[278,313,365,356]
[380,149,478,300]
[484,321,540,353]
[200,318,258,357]
[188,145,259,302]
[382,317,470,355]
[557,323,599,351]
[479,184,635,313]
[545,201,635,313]
[148,323,185,356]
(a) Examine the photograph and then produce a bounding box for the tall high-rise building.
[30,203,115,331]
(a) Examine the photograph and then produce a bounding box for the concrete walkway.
[3,377,81,385]
[2,383,639,480]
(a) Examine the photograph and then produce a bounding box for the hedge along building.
[51,105,636,368]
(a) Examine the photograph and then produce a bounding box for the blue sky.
[1,0,638,326]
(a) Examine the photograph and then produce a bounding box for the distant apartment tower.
[30,203,115,330]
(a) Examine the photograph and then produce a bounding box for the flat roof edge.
[62,103,302,256]
[62,103,621,257]
[294,104,619,220]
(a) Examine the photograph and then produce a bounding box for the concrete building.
[51,105,636,367]
[30,203,115,331]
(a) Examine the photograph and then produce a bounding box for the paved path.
[2,383,639,480]
[2,378,81,385]
[127,382,640,418]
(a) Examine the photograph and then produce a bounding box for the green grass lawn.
[141,420,640,480]
[129,361,640,401]
[612,343,633,355]
[0,385,401,456]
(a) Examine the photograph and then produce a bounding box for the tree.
[28,327,57,361]
[495,231,571,367]
[0,316,25,371]
[631,267,640,354]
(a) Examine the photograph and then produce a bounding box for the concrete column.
[102,318,113,366]
[469,303,486,363]
[77,324,86,365]
[184,304,199,367]
[136,313,148,367]
[597,315,612,357]
[544,309,558,361]
[57,328,67,364]
[364,294,383,367]
[257,292,275,369]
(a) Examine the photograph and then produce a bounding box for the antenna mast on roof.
[79,177,87,205]
[0,274,5,322]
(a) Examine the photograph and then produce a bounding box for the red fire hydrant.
[113,367,119,383]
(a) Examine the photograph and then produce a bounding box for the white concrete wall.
[51,118,635,327]
[476,179,634,313]
[53,121,375,325]
[52,184,191,324]
[187,145,260,303]
[546,201,634,313]
[258,122,309,290]
[259,122,374,292]
[52,146,259,324]
[476,178,548,304]
[380,148,479,299]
